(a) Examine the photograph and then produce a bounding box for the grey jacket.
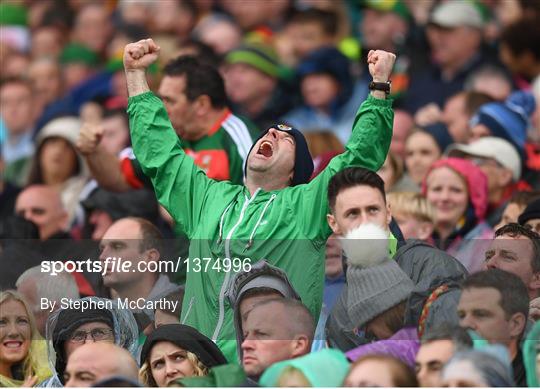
[326,240,468,351]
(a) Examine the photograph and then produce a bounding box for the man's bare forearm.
[85,147,131,192]
[126,69,150,98]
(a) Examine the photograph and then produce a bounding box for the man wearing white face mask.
[325,167,468,351]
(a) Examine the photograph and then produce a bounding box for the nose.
[20,209,33,221]
[6,321,19,336]
[165,361,178,377]
[438,188,452,201]
[99,246,110,262]
[267,128,279,140]
[355,213,370,228]
[459,315,476,331]
[485,256,498,270]
[417,366,427,383]
[241,336,255,352]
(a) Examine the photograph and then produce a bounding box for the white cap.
[430,1,484,29]
[37,116,82,145]
[446,137,521,181]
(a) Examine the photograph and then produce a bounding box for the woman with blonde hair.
[0,290,51,387]
[139,324,227,387]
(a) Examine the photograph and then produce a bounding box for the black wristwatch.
[369,81,391,95]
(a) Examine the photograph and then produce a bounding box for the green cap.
[0,3,27,26]
[226,42,282,79]
[364,0,411,21]
[60,44,99,67]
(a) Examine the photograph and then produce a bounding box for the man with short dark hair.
[241,298,314,381]
[325,167,467,350]
[457,269,529,385]
[327,167,391,235]
[484,223,540,299]
[415,324,472,387]
[78,56,257,190]
[99,217,180,330]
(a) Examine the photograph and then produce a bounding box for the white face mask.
[340,223,389,268]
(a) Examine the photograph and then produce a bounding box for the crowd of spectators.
[1,0,540,387]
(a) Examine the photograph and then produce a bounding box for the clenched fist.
[123,38,160,72]
[367,50,396,83]
[77,122,104,155]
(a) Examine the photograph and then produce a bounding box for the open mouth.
[3,340,23,349]
[257,140,274,158]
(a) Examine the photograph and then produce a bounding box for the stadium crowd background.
[1,0,540,387]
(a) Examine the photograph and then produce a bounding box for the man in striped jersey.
[77,56,258,190]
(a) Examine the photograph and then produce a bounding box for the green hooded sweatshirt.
[127,92,393,361]
[259,348,350,387]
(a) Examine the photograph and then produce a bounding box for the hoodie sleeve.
[291,95,393,243]
[127,92,218,236]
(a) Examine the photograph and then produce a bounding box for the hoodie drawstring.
[245,194,276,250]
[217,201,235,245]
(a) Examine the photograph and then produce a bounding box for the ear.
[59,210,69,231]
[386,203,392,228]
[327,213,341,235]
[529,272,540,291]
[194,95,211,115]
[290,334,310,358]
[417,221,434,241]
[508,312,527,339]
[145,248,161,263]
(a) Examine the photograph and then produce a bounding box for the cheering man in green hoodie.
[123,38,395,361]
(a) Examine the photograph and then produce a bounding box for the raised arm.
[295,50,396,240]
[123,39,159,97]
[123,39,219,236]
[77,122,132,192]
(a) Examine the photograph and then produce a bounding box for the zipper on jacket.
[212,188,260,341]
[245,194,276,251]
[181,296,195,325]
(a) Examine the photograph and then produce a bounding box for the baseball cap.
[445,137,521,181]
[429,1,484,29]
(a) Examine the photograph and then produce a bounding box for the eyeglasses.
[69,328,114,343]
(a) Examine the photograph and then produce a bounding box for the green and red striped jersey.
[121,110,258,187]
